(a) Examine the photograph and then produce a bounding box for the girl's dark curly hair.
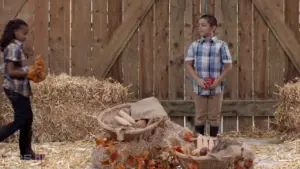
[0,19,28,52]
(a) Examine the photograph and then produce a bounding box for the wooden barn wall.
[0,0,299,132]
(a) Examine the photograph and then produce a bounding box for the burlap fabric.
[92,97,255,169]
[91,118,193,168]
[97,97,168,141]
[130,96,168,120]
[173,138,255,169]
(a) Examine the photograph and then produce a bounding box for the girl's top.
[2,40,31,97]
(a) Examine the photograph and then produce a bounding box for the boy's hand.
[196,78,208,89]
[209,79,219,89]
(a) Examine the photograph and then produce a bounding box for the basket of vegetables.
[169,133,254,169]
[97,103,163,141]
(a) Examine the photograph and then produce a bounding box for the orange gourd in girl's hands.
[26,65,38,80]
[34,55,45,73]
[30,55,47,83]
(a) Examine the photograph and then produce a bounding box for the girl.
[0,19,45,160]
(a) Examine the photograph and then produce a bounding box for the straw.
[0,73,129,143]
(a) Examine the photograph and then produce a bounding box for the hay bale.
[272,80,300,141]
[0,73,129,143]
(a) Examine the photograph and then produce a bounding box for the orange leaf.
[110,151,119,161]
[184,131,194,142]
[148,160,161,169]
[103,138,111,147]
[100,159,110,165]
[106,145,116,154]
[172,145,183,153]
[187,161,198,169]
[127,155,135,167]
[135,155,142,161]
[96,136,103,146]
[137,159,145,169]
[142,151,150,159]
[116,163,125,169]
[96,136,110,146]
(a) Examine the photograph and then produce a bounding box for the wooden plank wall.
[188,0,299,132]
[0,0,299,132]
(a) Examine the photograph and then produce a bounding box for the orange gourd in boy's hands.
[204,77,215,88]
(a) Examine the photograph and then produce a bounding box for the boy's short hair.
[200,14,218,27]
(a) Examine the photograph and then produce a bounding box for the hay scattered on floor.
[253,139,300,169]
[2,138,299,169]
[0,140,94,169]
[220,126,278,139]
[271,80,300,141]
[0,73,129,143]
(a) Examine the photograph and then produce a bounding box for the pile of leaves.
[94,130,200,169]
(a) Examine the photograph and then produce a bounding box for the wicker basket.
[173,151,232,169]
[98,103,163,141]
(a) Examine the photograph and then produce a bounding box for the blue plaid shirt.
[2,40,32,97]
[185,36,232,96]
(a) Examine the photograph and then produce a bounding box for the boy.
[185,15,232,137]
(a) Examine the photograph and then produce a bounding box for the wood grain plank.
[220,0,238,99]
[184,0,194,100]
[162,100,277,117]
[169,0,184,100]
[2,0,23,19]
[252,0,300,80]
[192,0,201,40]
[92,0,108,79]
[170,116,184,127]
[64,0,70,75]
[284,0,300,81]
[71,0,91,76]
[0,0,24,33]
[207,0,215,15]
[33,0,49,73]
[0,0,4,117]
[154,0,169,99]
[238,116,253,131]
[18,0,35,65]
[107,0,122,81]
[268,0,285,98]
[122,0,139,99]
[16,1,30,22]
[90,0,155,78]
[223,117,237,132]
[214,0,224,40]
[186,116,195,131]
[253,7,268,99]
[238,0,253,100]
[139,6,154,98]
[49,0,70,74]
[254,116,268,130]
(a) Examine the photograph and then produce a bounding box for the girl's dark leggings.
[0,89,33,155]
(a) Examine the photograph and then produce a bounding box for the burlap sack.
[130,97,168,120]
[207,142,255,169]
[91,118,193,168]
